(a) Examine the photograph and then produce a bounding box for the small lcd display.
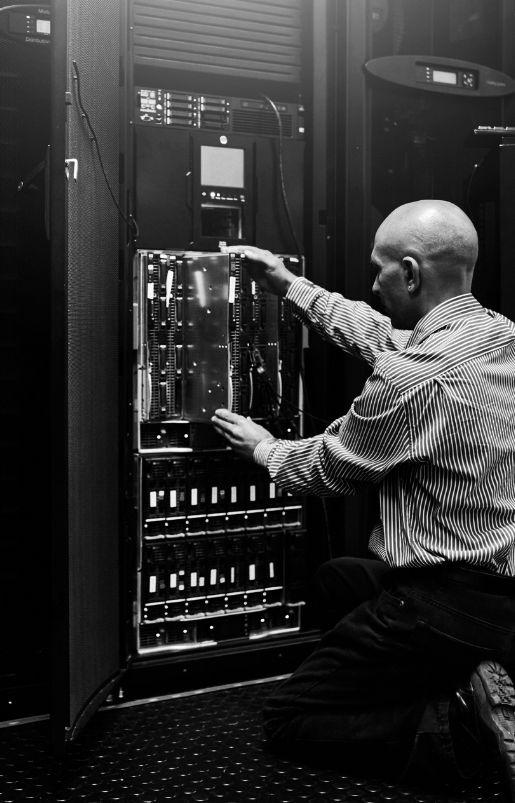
[201,146,244,188]
[36,19,51,35]
[432,69,457,85]
[140,90,157,113]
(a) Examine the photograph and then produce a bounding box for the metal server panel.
[133,250,307,655]
[135,88,305,138]
[136,452,306,654]
[133,250,303,450]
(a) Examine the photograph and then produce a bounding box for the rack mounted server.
[133,250,307,654]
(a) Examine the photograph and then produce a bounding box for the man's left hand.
[211,409,274,460]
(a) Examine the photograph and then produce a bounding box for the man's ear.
[402,256,421,294]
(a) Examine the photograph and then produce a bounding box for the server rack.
[37,0,325,744]
[123,0,315,675]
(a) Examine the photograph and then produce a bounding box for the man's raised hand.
[222,245,297,297]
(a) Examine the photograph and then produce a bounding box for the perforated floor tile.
[0,681,504,802]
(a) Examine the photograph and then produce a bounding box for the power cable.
[71,60,139,244]
[260,93,302,259]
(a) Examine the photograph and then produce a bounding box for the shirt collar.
[407,293,484,347]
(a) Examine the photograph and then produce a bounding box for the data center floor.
[0,678,503,802]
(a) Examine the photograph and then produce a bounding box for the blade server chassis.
[133,251,307,654]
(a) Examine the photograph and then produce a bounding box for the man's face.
[370,243,412,329]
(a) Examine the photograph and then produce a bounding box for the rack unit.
[133,250,307,655]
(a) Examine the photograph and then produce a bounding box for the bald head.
[371,201,479,328]
[376,200,478,278]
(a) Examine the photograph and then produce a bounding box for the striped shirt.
[254,277,515,575]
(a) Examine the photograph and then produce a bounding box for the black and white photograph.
[1,1,515,801]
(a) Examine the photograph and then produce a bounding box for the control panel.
[416,62,477,91]
[364,55,515,97]
[1,5,51,45]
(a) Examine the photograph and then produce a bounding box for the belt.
[442,564,515,596]
[390,564,515,596]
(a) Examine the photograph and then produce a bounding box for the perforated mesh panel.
[131,0,304,83]
[232,109,294,137]
[62,0,122,733]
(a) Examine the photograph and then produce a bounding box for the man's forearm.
[286,277,409,365]
[253,431,359,497]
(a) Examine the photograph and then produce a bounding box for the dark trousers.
[263,557,515,782]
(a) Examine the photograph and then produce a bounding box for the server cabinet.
[0,1,52,717]
[468,141,515,320]
[50,0,125,744]
[45,0,318,742]
[123,0,318,686]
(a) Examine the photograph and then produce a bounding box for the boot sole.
[472,661,515,802]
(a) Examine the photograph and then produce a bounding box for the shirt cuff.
[253,437,279,468]
[285,276,324,309]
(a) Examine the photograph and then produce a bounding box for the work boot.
[452,660,515,801]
